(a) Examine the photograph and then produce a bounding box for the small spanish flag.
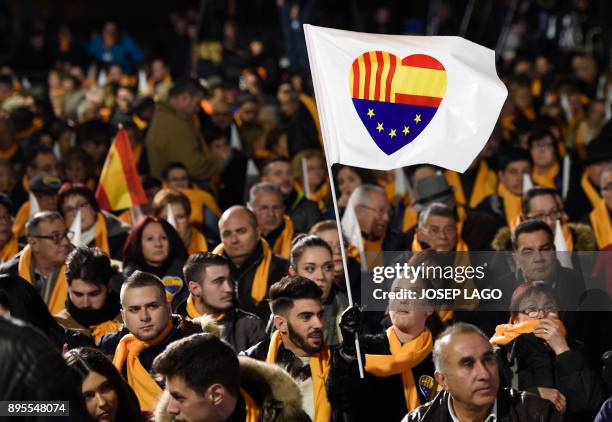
[95,128,147,211]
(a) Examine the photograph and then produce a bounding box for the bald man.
[215,206,288,320]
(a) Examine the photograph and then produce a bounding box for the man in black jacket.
[175,252,266,353]
[215,206,288,320]
[404,322,561,421]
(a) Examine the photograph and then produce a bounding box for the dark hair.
[24,143,54,169]
[169,78,205,99]
[0,192,13,215]
[59,147,96,182]
[290,235,332,268]
[265,127,288,155]
[183,252,230,284]
[58,184,100,215]
[511,219,554,250]
[76,120,110,150]
[153,333,240,397]
[65,247,114,287]
[332,165,378,190]
[120,270,166,306]
[497,146,533,172]
[152,188,192,219]
[527,128,556,149]
[509,281,558,323]
[122,216,188,268]
[65,347,144,422]
[262,157,290,176]
[521,187,559,215]
[162,162,189,181]
[269,275,323,315]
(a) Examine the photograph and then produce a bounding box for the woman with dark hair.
[59,147,96,189]
[288,234,348,345]
[65,347,145,422]
[122,216,188,309]
[58,184,130,260]
[0,193,17,262]
[491,281,605,419]
[332,164,378,212]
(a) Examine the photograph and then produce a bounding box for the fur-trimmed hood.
[491,222,597,252]
[154,356,308,422]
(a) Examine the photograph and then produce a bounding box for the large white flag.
[304,25,507,172]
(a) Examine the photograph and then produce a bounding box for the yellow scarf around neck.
[590,200,612,249]
[295,180,330,211]
[581,172,602,209]
[18,244,68,314]
[490,319,566,346]
[94,213,110,255]
[0,235,18,262]
[13,201,30,239]
[365,327,433,411]
[240,388,262,422]
[412,234,469,252]
[112,319,173,411]
[185,294,225,321]
[213,239,272,304]
[497,183,522,227]
[187,227,208,255]
[532,162,560,189]
[266,331,331,422]
[272,216,294,259]
[91,320,123,345]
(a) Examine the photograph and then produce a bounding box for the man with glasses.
[249,182,293,259]
[1,211,72,315]
[415,203,466,252]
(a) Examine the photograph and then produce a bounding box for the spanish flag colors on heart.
[304,25,507,172]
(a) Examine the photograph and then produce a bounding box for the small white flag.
[394,168,408,199]
[522,173,534,194]
[69,210,83,247]
[28,191,40,218]
[97,69,107,87]
[562,155,571,200]
[341,193,367,269]
[138,69,148,95]
[554,219,573,269]
[166,203,177,229]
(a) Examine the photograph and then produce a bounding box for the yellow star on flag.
[376,122,384,133]
[367,108,375,118]
[389,128,397,138]
[414,114,422,124]
[402,126,410,135]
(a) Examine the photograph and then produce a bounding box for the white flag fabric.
[341,193,368,269]
[302,157,311,199]
[69,210,83,247]
[523,173,534,193]
[28,191,40,218]
[304,25,507,172]
[166,203,177,229]
[554,219,573,269]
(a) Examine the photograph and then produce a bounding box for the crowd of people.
[1,1,612,421]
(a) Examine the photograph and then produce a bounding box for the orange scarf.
[365,327,433,411]
[240,388,261,422]
[497,183,522,227]
[132,143,143,166]
[266,331,331,422]
[0,235,18,262]
[91,320,123,345]
[438,310,454,322]
[581,172,602,209]
[213,239,272,304]
[272,216,294,259]
[295,180,330,211]
[94,213,110,255]
[112,319,173,411]
[187,227,208,255]
[185,294,225,321]
[532,162,560,189]
[18,245,68,314]
[402,207,418,233]
[490,319,567,346]
[180,187,222,226]
[590,200,612,249]
[0,143,18,160]
[12,201,30,239]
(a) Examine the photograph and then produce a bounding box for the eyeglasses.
[527,208,563,222]
[519,305,558,318]
[531,141,554,150]
[358,205,391,218]
[63,201,91,216]
[424,225,457,237]
[254,205,284,214]
[32,230,70,244]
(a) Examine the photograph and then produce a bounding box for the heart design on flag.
[349,52,447,155]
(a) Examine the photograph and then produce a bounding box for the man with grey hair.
[248,182,294,258]
[1,211,72,315]
[416,203,464,252]
[403,322,561,421]
[352,184,408,252]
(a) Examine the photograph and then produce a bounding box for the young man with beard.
[176,252,266,352]
[55,246,123,346]
[244,276,332,422]
[99,271,200,412]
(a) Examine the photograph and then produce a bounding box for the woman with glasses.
[122,216,188,309]
[65,347,145,422]
[58,184,130,260]
[491,281,604,419]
